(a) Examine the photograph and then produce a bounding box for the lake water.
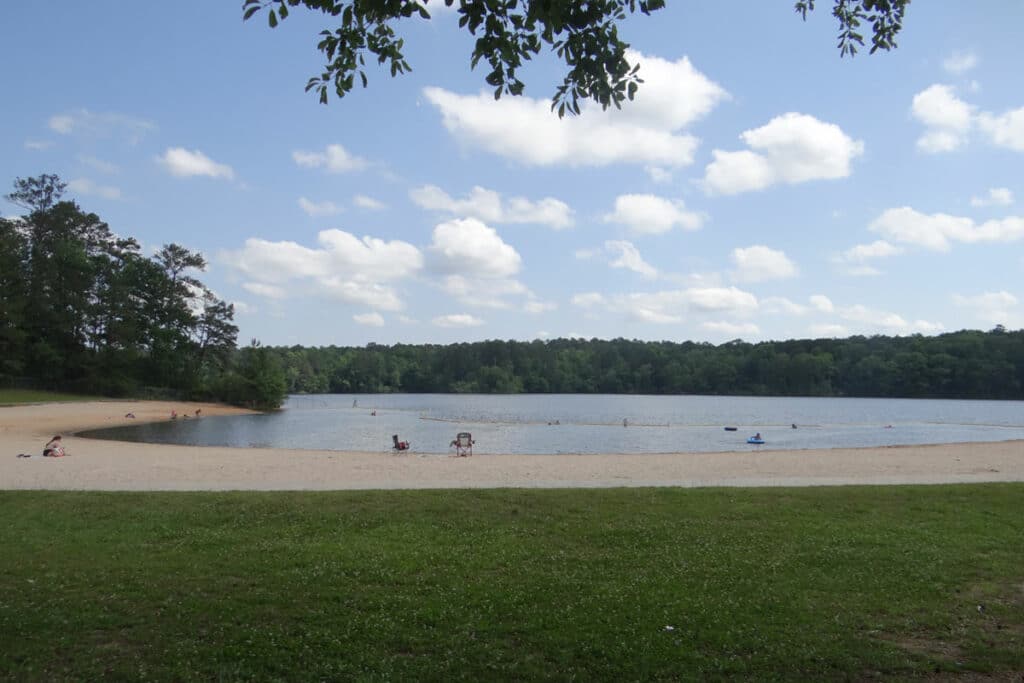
[80,394,1024,455]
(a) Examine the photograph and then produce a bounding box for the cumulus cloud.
[411,185,573,229]
[730,245,798,283]
[67,178,121,200]
[869,207,1024,251]
[910,85,1024,153]
[423,50,727,168]
[970,188,1014,207]
[603,194,703,234]
[605,240,658,279]
[292,144,367,172]
[838,304,944,335]
[353,194,386,210]
[761,297,807,315]
[159,148,234,179]
[977,107,1024,152]
[48,109,156,143]
[353,312,385,327]
[911,84,975,153]
[943,50,979,75]
[703,113,864,195]
[571,286,758,324]
[222,229,423,311]
[428,217,521,278]
[298,197,343,217]
[432,313,484,328]
[809,295,834,313]
[834,240,902,275]
[952,291,1022,328]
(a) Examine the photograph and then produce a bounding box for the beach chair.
[451,432,473,457]
[392,434,410,451]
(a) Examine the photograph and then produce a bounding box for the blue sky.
[3,2,1023,347]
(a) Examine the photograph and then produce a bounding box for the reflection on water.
[79,394,1024,455]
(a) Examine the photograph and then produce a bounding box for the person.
[43,435,65,457]
[171,410,177,420]
[195,408,201,418]
[791,423,797,429]
[754,432,762,440]
[125,412,136,419]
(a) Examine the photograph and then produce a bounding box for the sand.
[1,400,1022,491]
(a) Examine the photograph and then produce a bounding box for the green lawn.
[1,485,1021,681]
[0,389,104,405]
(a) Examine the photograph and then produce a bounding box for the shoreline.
[2,400,1023,491]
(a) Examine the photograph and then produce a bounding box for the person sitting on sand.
[43,435,65,457]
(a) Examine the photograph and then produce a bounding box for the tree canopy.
[244,0,909,115]
[1,174,286,410]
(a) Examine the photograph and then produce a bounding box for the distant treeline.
[0,175,286,409]
[270,328,1024,399]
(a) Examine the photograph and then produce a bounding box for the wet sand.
[2,401,1022,491]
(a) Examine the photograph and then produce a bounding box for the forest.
[4,174,1022,407]
[269,329,1024,400]
[0,175,286,409]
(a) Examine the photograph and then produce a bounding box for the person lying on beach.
[43,435,66,457]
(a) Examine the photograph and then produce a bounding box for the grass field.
[0,389,103,405]
[1,485,1021,681]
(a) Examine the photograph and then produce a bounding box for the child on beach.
[43,435,66,457]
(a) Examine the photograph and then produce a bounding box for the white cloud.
[603,194,703,234]
[223,229,423,311]
[605,240,658,279]
[573,286,758,324]
[943,50,979,75]
[834,240,902,274]
[970,188,1014,207]
[411,185,573,229]
[703,113,864,195]
[838,304,944,335]
[571,292,607,308]
[870,207,1024,251]
[423,50,727,168]
[242,282,287,300]
[67,178,121,200]
[353,194,386,210]
[159,147,234,179]
[977,107,1024,152]
[298,197,343,217]
[952,291,1023,327]
[231,301,257,315]
[809,295,834,313]
[523,299,557,314]
[730,245,798,283]
[292,144,367,172]
[429,217,521,278]
[761,297,807,315]
[47,109,156,143]
[433,313,484,328]
[911,84,975,153]
[354,312,385,327]
[440,274,527,309]
[24,139,54,150]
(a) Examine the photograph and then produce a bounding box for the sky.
[3,2,1023,347]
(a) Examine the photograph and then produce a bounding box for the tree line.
[0,175,286,409]
[269,329,1024,400]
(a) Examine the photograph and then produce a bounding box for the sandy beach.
[1,400,1022,491]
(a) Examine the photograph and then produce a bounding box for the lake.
[80,394,1024,455]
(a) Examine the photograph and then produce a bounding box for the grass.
[0,389,104,405]
[1,485,1022,681]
